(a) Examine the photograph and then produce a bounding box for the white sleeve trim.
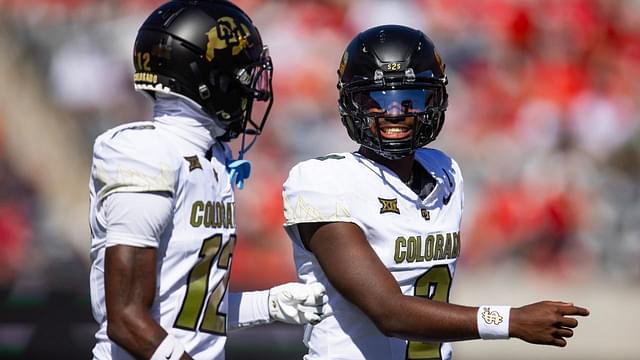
[103,192,173,248]
[100,184,175,202]
[226,290,271,331]
[105,231,160,249]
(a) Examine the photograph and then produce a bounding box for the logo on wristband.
[481,307,504,325]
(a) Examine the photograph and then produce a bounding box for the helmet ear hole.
[340,115,358,142]
[198,84,211,100]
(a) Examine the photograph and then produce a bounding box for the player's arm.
[106,246,191,359]
[299,221,589,346]
[103,192,192,360]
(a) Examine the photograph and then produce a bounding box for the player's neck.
[358,147,414,183]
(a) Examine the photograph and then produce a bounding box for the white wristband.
[477,305,511,340]
[227,290,271,331]
[150,334,185,360]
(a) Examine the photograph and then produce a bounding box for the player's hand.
[268,282,329,325]
[509,301,590,347]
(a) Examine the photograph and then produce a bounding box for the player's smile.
[370,116,415,140]
[379,123,412,139]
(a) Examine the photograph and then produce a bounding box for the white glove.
[268,282,329,325]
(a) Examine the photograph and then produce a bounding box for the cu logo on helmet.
[205,16,251,61]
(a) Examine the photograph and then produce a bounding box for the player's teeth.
[383,128,406,133]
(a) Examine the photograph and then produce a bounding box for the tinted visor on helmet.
[352,89,438,116]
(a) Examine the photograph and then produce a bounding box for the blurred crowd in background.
[1,0,639,300]
[1,0,639,358]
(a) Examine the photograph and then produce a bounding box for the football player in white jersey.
[89,1,327,359]
[283,25,590,360]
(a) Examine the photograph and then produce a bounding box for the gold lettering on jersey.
[378,197,400,214]
[443,233,453,259]
[184,156,202,171]
[406,237,417,262]
[421,208,430,221]
[434,234,444,260]
[424,235,434,261]
[133,72,158,84]
[190,200,235,229]
[393,231,460,264]
[394,236,406,263]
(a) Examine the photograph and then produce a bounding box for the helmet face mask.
[133,0,273,141]
[213,46,274,141]
[337,25,448,159]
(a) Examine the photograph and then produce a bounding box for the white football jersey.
[89,121,236,360]
[283,149,463,360]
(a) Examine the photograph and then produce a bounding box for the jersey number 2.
[174,234,236,334]
[407,265,453,360]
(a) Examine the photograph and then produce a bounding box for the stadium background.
[1,0,639,359]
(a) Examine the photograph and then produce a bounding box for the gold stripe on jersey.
[190,200,235,229]
[394,232,460,264]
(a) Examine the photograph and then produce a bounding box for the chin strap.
[226,158,251,190]
[225,130,257,190]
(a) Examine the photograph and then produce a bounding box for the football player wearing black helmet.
[283,24,589,360]
[133,0,273,143]
[338,24,448,160]
[89,2,328,360]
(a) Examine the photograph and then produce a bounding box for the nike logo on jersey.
[378,197,400,214]
[184,155,202,171]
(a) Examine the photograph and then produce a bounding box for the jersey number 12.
[174,234,236,334]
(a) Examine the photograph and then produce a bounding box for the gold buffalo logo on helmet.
[338,50,349,78]
[205,16,251,61]
[434,50,445,74]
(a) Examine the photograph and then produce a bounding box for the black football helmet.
[338,25,448,159]
[133,0,273,142]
